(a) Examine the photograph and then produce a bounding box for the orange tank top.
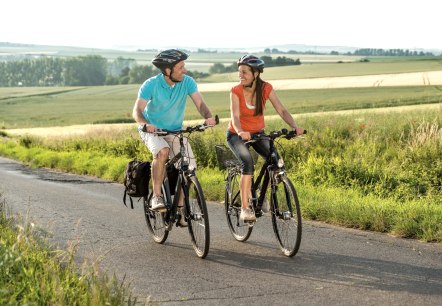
[228,82,273,134]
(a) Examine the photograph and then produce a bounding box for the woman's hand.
[238,131,251,140]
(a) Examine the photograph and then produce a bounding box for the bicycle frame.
[162,135,197,228]
[248,132,287,217]
[221,128,306,256]
[144,117,218,258]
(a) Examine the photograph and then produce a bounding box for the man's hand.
[294,127,306,135]
[142,123,157,133]
[205,117,217,126]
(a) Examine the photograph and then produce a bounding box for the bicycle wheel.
[225,171,253,242]
[185,176,210,258]
[270,176,302,257]
[144,193,169,244]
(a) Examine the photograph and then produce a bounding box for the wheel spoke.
[225,171,253,242]
[271,177,302,257]
[186,177,210,258]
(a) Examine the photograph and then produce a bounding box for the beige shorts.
[138,126,197,169]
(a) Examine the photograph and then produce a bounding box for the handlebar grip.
[293,129,308,135]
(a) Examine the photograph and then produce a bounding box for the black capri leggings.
[226,130,279,175]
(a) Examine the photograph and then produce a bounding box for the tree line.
[263,47,436,57]
[352,48,434,56]
[209,56,300,74]
[0,54,297,87]
[0,55,158,87]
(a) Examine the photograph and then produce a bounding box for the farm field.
[2,57,442,129]
[4,103,441,138]
[198,70,442,91]
[1,83,442,129]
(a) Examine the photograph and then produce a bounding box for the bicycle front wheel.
[144,194,169,244]
[185,176,210,258]
[225,171,253,242]
[271,176,302,257]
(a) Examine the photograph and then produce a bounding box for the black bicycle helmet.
[237,54,265,73]
[152,49,188,72]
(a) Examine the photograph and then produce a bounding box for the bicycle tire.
[144,193,169,244]
[225,170,253,242]
[270,176,302,257]
[185,176,210,258]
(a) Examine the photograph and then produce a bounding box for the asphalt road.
[1,157,441,305]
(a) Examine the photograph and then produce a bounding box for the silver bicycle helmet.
[152,49,188,71]
[237,54,265,73]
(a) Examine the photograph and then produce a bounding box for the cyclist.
[226,54,305,222]
[132,49,217,225]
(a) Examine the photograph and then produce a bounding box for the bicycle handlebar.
[248,128,307,142]
[154,115,219,136]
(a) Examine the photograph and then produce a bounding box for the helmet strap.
[244,71,259,88]
[166,65,182,83]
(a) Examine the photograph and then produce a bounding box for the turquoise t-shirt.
[138,74,198,130]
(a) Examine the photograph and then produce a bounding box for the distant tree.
[105,75,119,85]
[260,56,300,67]
[108,57,136,77]
[129,64,155,84]
[209,63,227,74]
[260,56,272,64]
[64,55,107,86]
[186,70,209,80]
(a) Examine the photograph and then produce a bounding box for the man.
[132,49,216,225]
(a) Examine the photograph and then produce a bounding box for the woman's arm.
[268,89,305,134]
[230,92,250,140]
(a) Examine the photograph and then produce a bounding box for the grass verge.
[0,194,139,305]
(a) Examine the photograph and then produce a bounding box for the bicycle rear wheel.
[186,176,210,258]
[144,193,169,244]
[270,176,302,257]
[225,171,253,242]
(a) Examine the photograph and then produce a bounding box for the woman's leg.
[227,132,255,216]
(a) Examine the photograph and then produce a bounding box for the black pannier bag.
[123,160,151,209]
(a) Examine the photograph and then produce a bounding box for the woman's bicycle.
[215,128,306,257]
[144,118,218,259]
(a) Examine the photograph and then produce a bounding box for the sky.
[1,0,440,51]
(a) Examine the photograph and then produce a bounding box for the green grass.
[1,108,441,242]
[0,196,138,305]
[1,84,442,129]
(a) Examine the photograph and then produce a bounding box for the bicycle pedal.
[245,220,256,227]
[151,207,167,213]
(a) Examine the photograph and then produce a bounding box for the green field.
[1,84,442,129]
[1,58,442,129]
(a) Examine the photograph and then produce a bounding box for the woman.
[227,54,305,221]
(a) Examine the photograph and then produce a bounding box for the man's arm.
[132,97,156,132]
[190,92,216,125]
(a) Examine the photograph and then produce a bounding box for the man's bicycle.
[144,118,218,259]
[215,128,306,257]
